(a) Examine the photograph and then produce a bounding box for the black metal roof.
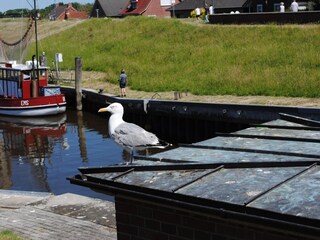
[68,113,320,234]
[48,5,67,18]
[168,0,249,11]
[91,0,128,17]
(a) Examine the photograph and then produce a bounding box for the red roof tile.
[119,0,153,15]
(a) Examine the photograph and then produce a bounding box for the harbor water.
[0,109,142,200]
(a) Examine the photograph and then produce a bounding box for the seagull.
[98,102,170,164]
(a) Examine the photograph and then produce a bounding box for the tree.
[70,2,93,13]
[78,4,94,14]
[2,9,31,18]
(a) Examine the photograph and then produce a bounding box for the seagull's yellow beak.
[98,107,108,113]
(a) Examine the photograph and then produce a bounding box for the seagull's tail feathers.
[158,139,172,149]
[135,139,172,150]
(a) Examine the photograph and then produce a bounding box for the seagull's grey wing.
[113,122,159,148]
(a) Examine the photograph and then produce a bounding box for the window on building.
[130,0,138,9]
[161,0,174,6]
[257,4,263,12]
[274,3,280,11]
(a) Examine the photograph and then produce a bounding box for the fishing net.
[0,41,9,62]
[0,17,34,64]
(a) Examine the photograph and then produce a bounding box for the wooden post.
[75,57,82,111]
[174,91,178,100]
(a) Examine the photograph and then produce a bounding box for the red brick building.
[119,0,175,17]
[48,3,88,20]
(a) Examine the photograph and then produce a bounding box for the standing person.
[204,4,209,22]
[119,69,127,97]
[290,0,299,12]
[40,52,47,66]
[280,2,285,12]
[195,7,201,20]
[209,4,214,15]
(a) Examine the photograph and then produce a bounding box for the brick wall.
[143,0,171,17]
[115,195,317,240]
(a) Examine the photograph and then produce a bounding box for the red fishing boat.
[0,1,66,117]
[0,61,66,116]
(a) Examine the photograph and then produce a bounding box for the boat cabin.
[0,62,61,99]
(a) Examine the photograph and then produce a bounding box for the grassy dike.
[32,17,319,98]
[0,230,22,240]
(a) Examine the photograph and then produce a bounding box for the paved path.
[0,190,117,240]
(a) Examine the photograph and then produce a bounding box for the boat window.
[3,70,7,80]
[23,71,31,80]
[11,71,18,81]
[5,70,19,81]
[7,70,12,80]
[40,69,46,76]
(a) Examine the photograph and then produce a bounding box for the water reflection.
[0,114,66,191]
[76,111,88,161]
[0,110,125,200]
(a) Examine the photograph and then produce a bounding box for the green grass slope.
[0,230,22,240]
[34,17,320,97]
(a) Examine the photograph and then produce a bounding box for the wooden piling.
[75,57,82,111]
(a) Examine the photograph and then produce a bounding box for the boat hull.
[0,94,66,116]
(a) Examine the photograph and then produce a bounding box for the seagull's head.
[98,102,124,115]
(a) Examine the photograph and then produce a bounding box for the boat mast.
[33,0,39,78]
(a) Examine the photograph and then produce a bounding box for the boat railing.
[0,68,22,98]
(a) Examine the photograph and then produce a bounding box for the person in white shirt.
[195,7,201,20]
[290,0,299,12]
[280,2,285,12]
[209,4,214,15]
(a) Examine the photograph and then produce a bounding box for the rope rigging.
[0,17,34,47]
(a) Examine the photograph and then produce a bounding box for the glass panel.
[257,4,263,12]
